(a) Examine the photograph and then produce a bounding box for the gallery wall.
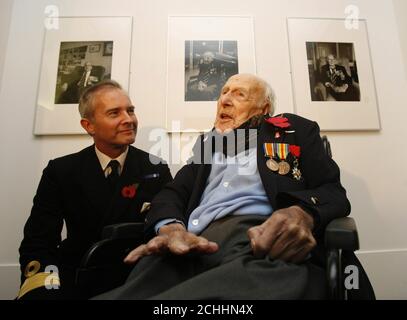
[0,0,406,299]
[393,0,407,80]
[0,0,14,92]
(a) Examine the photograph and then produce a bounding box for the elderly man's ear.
[261,103,270,115]
[80,118,95,136]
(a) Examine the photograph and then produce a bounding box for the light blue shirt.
[189,148,272,234]
[155,148,273,235]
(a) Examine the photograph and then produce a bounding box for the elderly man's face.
[214,74,268,132]
[327,55,336,67]
[203,52,214,64]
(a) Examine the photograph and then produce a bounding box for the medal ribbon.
[277,143,289,160]
[264,143,289,160]
[263,143,274,157]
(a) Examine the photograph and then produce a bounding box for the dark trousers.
[94,215,327,300]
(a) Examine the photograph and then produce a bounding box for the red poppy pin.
[289,145,301,157]
[265,116,291,129]
[121,183,138,199]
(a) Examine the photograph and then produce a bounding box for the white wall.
[0,0,14,91]
[0,0,406,299]
[393,0,407,81]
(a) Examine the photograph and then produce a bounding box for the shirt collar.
[95,145,129,176]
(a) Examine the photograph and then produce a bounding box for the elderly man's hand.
[333,84,349,93]
[124,223,219,264]
[247,206,316,263]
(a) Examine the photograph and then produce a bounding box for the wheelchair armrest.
[76,224,145,297]
[325,217,359,251]
[101,222,144,240]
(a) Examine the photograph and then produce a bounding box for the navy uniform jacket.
[145,114,350,248]
[19,145,172,298]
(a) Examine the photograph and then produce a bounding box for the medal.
[263,142,278,172]
[276,143,290,175]
[264,142,291,174]
[266,158,279,171]
[292,166,302,180]
[278,160,291,175]
[292,158,302,180]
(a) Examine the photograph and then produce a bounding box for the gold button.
[24,260,41,278]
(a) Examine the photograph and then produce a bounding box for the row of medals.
[266,158,290,175]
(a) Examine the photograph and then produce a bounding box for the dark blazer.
[320,64,352,86]
[145,113,350,245]
[19,145,172,298]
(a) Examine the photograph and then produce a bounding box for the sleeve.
[144,163,197,239]
[158,162,173,187]
[17,160,64,299]
[320,67,330,84]
[342,66,353,85]
[276,120,351,237]
[154,218,186,235]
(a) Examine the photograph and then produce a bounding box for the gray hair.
[260,79,276,116]
[78,79,124,119]
[224,73,276,115]
[248,75,275,116]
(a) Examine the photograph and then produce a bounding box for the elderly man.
[320,54,358,101]
[186,51,223,101]
[18,80,172,299]
[95,74,350,299]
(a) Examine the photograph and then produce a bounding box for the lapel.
[99,146,143,226]
[257,121,279,208]
[257,117,306,209]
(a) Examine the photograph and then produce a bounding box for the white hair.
[260,79,276,115]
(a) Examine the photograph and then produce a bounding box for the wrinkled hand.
[124,223,219,264]
[247,206,316,263]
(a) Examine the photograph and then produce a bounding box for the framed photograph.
[166,16,256,132]
[287,18,380,131]
[54,41,113,105]
[34,17,132,135]
[184,40,239,102]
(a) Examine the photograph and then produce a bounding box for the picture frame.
[34,16,132,135]
[287,18,380,131]
[166,16,257,132]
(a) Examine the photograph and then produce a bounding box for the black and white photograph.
[184,40,239,101]
[166,16,255,132]
[306,42,360,102]
[55,41,113,104]
[34,16,132,135]
[287,18,379,131]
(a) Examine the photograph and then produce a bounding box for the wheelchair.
[76,136,375,300]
